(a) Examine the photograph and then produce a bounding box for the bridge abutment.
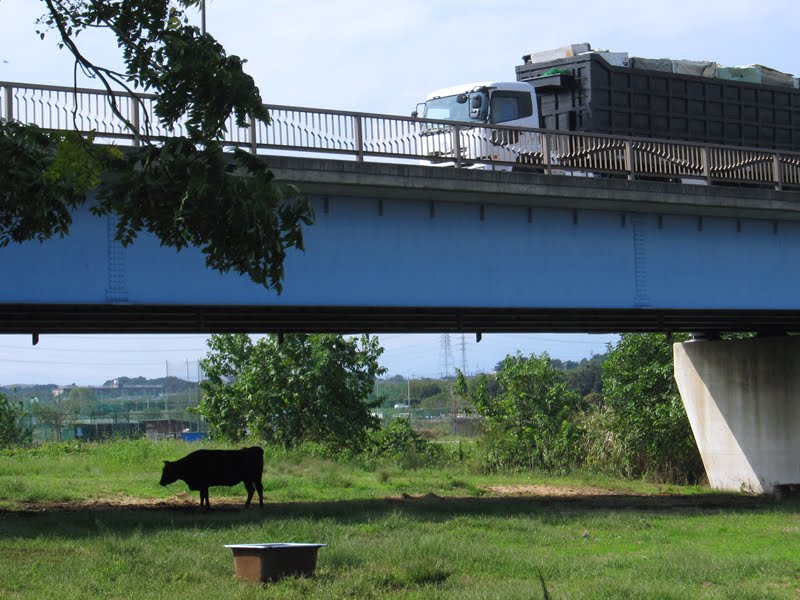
[674,337,800,494]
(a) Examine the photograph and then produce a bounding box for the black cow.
[159,446,264,509]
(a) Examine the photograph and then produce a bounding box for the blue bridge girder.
[3,156,800,335]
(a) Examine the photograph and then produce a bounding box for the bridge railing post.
[131,97,141,147]
[452,125,463,168]
[542,134,551,175]
[625,140,634,180]
[250,120,258,154]
[701,146,711,185]
[354,116,364,162]
[773,154,784,191]
[2,84,12,121]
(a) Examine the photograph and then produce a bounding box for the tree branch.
[42,0,154,141]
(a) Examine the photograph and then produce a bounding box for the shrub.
[0,394,29,449]
[600,333,704,483]
[458,353,584,473]
[366,420,444,468]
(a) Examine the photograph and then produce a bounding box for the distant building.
[73,418,144,441]
[54,381,165,399]
[144,419,193,441]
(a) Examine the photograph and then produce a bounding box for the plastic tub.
[224,543,326,582]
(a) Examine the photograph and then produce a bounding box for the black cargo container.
[515,53,800,151]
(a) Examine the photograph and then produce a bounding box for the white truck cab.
[415,81,538,127]
[413,82,540,168]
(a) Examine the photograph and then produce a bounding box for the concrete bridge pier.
[674,337,800,494]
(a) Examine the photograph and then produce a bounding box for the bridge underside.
[3,305,800,335]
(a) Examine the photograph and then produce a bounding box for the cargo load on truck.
[516,43,800,151]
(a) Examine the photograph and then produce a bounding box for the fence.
[20,403,206,444]
[3,81,800,190]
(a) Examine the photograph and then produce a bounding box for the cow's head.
[159,460,179,486]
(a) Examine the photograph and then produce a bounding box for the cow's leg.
[200,488,210,510]
[244,481,255,507]
[255,479,264,507]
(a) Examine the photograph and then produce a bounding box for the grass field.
[1,439,798,599]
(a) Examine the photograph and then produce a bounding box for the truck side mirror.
[470,95,483,119]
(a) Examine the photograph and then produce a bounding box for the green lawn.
[0,440,798,599]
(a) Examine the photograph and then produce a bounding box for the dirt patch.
[485,484,634,497]
[394,485,631,501]
[6,493,252,513]
[388,485,772,512]
[1,485,775,514]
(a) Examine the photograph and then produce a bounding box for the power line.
[0,357,202,367]
[0,345,208,353]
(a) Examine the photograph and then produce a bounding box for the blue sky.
[1,0,797,384]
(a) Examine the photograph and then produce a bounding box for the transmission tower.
[440,333,459,434]
[439,334,454,379]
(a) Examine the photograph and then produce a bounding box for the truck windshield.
[424,94,484,121]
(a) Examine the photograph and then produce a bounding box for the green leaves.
[198,334,386,451]
[0,394,29,449]
[39,1,270,141]
[601,333,703,482]
[5,1,313,291]
[91,141,312,291]
[152,26,269,141]
[459,352,583,472]
[0,121,114,247]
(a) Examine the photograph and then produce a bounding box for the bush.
[367,420,442,468]
[600,334,704,483]
[0,394,29,449]
[369,419,427,455]
[458,353,584,473]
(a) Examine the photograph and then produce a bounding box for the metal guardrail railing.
[3,80,799,191]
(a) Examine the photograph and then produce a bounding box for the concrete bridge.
[3,82,800,494]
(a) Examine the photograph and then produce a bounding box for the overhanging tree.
[1,1,313,291]
[198,333,386,451]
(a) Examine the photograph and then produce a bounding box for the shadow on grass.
[1,492,798,539]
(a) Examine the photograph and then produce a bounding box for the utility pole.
[164,360,169,413]
[405,376,411,424]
